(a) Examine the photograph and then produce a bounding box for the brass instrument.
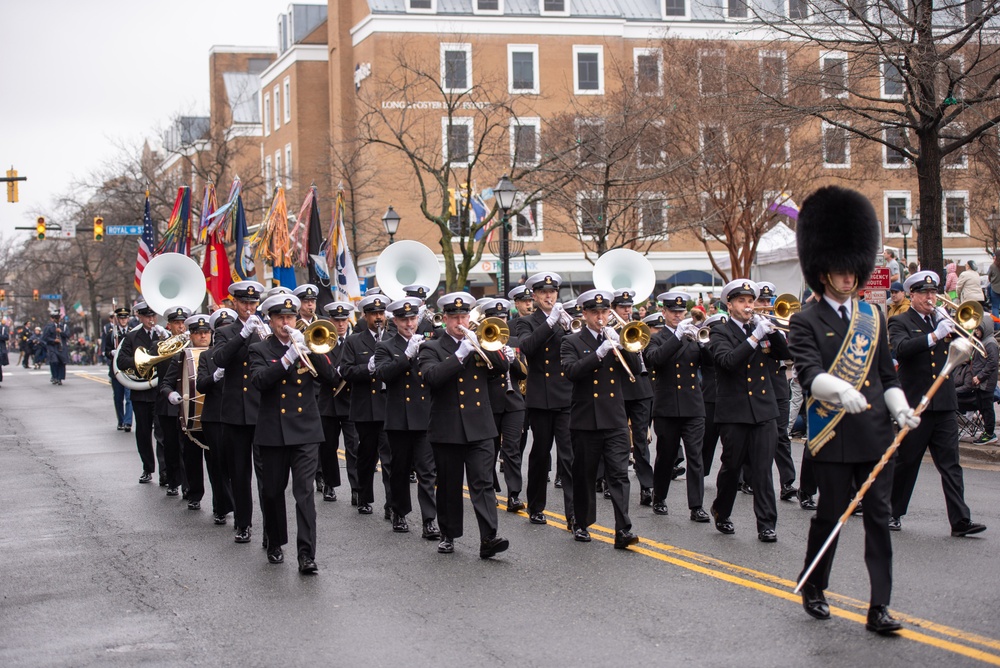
[301,319,338,354]
[696,314,727,344]
[935,295,986,357]
[134,332,191,378]
[283,325,319,377]
[459,309,511,369]
[607,309,651,353]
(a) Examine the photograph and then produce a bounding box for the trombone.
[605,310,652,383]
[283,325,319,377]
[751,293,800,331]
[935,296,987,357]
[458,308,511,369]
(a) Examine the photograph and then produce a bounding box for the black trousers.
[337,415,360,490]
[526,408,573,517]
[157,416,186,490]
[714,421,778,532]
[702,401,721,475]
[801,460,894,606]
[774,392,796,486]
[132,401,156,474]
[798,452,817,497]
[257,442,319,558]
[201,421,234,517]
[571,428,632,532]
[432,439,498,540]
[976,389,996,435]
[355,421,391,507]
[319,416,348,488]
[891,410,970,526]
[180,429,204,502]
[493,410,525,496]
[386,429,436,520]
[626,398,654,489]
[652,416,706,509]
[222,423,256,529]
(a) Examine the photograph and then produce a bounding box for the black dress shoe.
[506,496,525,512]
[267,546,284,564]
[710,505,735,535]
[888,516,901,531]
[671,465,685,480]
[758,529,777,543]
[553,475,562,488]
[422,519,441,540]
[159,478,168,487]
[409,471,417,483]
[392,512,409,533]
[138,472,152,484]
[315,474,324,492]
[357,503,373,515]
[234,527,251,543]
[298,555,318,574]
[573,526,592,542]
[690,507,711,523]
[780,484,798,501]
[323,485,337,502]
[166,486,179,497]
[614,530,639,550]
[384,506,392,521]
[739,482,754,495]
[480,535,510,559]
[952,518,987,537]
[797,490,817,510]
[800,583,830,620]
[187,500,201,510]
[438,536,455,554]
[565,515,576,532]
[350,489,359,506]
[529,512,547,525]
[123,425,132,432]
[639,488,652,506]
[213,514,227,526]
[652,503,669,515]
[865,605,902,635]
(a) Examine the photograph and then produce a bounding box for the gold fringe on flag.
[251,187,294,268]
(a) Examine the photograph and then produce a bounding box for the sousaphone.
[375,240,441,301]
[593,248,656,304]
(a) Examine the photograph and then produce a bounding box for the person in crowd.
[957,260,985,306]
[887,282,910,317]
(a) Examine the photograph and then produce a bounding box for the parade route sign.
[862,267,890,308]
[106,225,142,235]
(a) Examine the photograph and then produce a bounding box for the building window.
[573,46,604,95]
[822,123,850,167]
[541,0,569,15]
[637,122,666,168]
[762,124,790,167]
[441,43,472,93]
[575,118,607,167]
[264,155,273,192]
[663,0,687,18]
[788,0,809,19]
[967,0,983,21]
[727,0,748,19]
[273,85,281,130]
[847,0,867,20]
[883,126,908,167]
[944,192,969,236]
[263,93,271,135]
[759,50,787,99]
[698,50,726,97]
[476,0,501,11]
[284,144,292,188]
[577,193,605,240]
[881,58,905,99]
[511,118,540,167]
[443,117,473,166]
[511,198,543,241]
[634,48,663,95]
[408,0,435,12]
[639,195,668,238]
[700,123,728,167]
[274,151,282,190]
[283,77,291,123]
[884,191,911,236]
[508,45,539,94]
[820,52,848,98]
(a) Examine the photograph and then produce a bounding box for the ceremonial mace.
[794,337,975,594]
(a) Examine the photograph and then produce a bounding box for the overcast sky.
[0,0,292,239]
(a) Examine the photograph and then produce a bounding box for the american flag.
[134,192,155,292]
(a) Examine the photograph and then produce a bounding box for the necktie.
[926,315,934,330]
[744,323,754,338]
[839,305,849,323]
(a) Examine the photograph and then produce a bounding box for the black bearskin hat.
[797,186,879,295]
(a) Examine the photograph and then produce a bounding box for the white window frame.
[441,43,473,94]
[511,197,543,242]
[508,44,539,94]
[575,117,607,168]
[787,0,810,20]
[638,192,669,240]
[819,50,848,99]
[880,57,905,100]
[406,0,437,14]
[283,77,291,123]
[821,122,851,168]
[725,0,751,21]
[264,155,273,192]
[442,117,474,167]
[882,126,909,169]
[697,49,726,97]
[661,0,690,20]
[284,144,292,188]
[263,93,271,135]
[699,122,729,167]
[510,117,541,167]
[699,191,727,241]
[473,0,504,15]
[637,120,667,169]
[883,190,911,238]
[540,0,570,17]
[576,190,604,241]
[943,190,970,237]
[573,45,604,95]
[273,85,281,130]
[633,47,663,96]
[759,49,788,99]
[274,151,282,190]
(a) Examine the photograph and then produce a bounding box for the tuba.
[375,240,441,300]
[593,248,656,304]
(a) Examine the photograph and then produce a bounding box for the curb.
[959,442,1000,464]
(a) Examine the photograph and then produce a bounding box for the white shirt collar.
[823,293,851,317]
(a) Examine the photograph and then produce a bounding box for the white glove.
[282,343,301,367]
[674,322,696,340]
[933,317,955,341]
[752,318,775,340]
[212,367,225,382]
[502,345,516,362]
[603,327,620,346]
[405,336,423,359]
[417,304,427,321]
[153,324,169,339]
[545,303,563,328]
[596,339,617,359]
[167,391,182,405]
[287,327,305,348]
[885,387,920,430]
[367,355,376,373]
[810,373,868,414]
[240,316,262,339]
[456,338,476,362]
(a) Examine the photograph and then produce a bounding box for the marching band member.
[339,294,393,517]
[888,270,987,537]
[514,272,575,529]
[405,284,438,338]
[699,313,727,476]
[509,285,534,319]
[249,294,336,573]
[293,284,320,325]
[212,280,266,545]
[790,186,916,634]
[612,289,654,507]
[155,306,192,498]
[560,289,640,549]
[374,297,440,539]
[418,292,510,558]
[757,282,798,502]
[709,279,790,542]
[196,308,237,525]
[103,306,133,432]
[645,292,711,522]
[317,302,357,503]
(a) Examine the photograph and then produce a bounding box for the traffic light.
[93,216,104,241]
[0,289,5,302]
[33,289,39,301]
[35,216,46,240]
[5,169,17,203]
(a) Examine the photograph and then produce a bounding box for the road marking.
[75,373,110,386]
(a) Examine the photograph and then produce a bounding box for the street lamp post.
[382,205,401,245]
[493,175,518,296]
[897,215,914,265]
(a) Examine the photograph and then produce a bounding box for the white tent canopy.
[714,222,805,295]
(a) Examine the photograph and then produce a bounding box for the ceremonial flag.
[156,187,192,254]
[199,183,232,306]
[471,193,493,242]
[767,192,799,220]
[326,190,361,304]
[304,186,335,306]
[73,301,85,316]
[135,191,155,292]
[232,188,254,281]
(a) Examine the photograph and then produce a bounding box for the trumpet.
[935,296,987,357]
[283,325,319,377]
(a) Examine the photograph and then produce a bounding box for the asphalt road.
[1,366,998,667]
